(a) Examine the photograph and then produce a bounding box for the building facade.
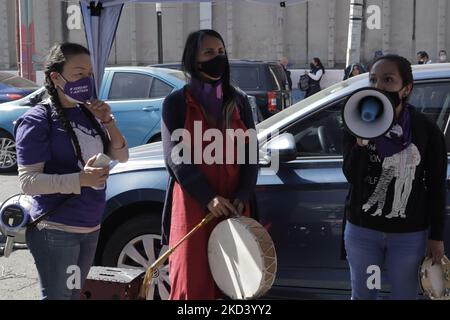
[0,0,449,71]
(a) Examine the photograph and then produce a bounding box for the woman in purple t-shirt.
[15,43,128,300]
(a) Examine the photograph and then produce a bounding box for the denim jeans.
[344,221,427,300]
[26,226,100,300]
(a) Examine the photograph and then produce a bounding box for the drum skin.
[208,216,277,300]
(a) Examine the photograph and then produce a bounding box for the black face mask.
[198,55,227,79]
[418,60,424,65]
[383,89,403,108]
[310,63,315,69]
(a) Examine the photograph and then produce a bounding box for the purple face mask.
[60,75,94,104]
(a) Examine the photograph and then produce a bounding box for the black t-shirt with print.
[342,107,447,240]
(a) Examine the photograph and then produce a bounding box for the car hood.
[111,142,165,174]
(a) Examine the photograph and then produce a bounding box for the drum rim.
[208,216,277,299]
[419,255,450,300]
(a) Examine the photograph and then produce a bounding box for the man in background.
[280,57,292,90]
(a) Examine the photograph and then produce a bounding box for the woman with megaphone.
[342,54,447,300]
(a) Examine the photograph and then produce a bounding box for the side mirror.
[262,132,297,163]
[28,90,46,106]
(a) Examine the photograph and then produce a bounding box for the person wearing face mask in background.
[304,57,325,98]
[14,43,129,300]
[416,51,432,65]
[438,50,448,63]
[343,63,366,81]
[342,55,446,300]
[160,29,258,300]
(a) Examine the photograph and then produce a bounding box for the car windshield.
[167,70,187,82]
[268,64,287,91]
[256,74,366,131]
[230,66,261,90]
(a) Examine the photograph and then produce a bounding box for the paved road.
[0,173,40,300]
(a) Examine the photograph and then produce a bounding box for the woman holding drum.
[161,29,259,300]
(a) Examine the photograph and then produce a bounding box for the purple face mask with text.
[60,75,94,104]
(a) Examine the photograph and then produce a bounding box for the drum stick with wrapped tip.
[139,212,216,299]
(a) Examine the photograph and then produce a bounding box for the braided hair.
[44,43,109,167]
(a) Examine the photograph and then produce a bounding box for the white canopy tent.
[73,0,308,96]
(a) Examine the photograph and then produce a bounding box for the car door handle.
[142,106,158,112]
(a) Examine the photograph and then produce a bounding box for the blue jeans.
[344,221,426,300]
[26,226,100,300]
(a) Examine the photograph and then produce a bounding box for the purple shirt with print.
[15,103,106,227]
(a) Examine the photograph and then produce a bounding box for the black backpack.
[298,74,310,91]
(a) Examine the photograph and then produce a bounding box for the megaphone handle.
[356,138,369,147]
[3,237,14,258]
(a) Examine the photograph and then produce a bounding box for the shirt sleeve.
[308,69,323,81]
[18,163,81,195]
[342,129,367,184]
[161,90,216,208]
[15,107,51,166]
[107,139,129,163]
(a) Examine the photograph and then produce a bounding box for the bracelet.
[101,114,115,125]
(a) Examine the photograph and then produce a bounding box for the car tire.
[100,214,170,300]
[0,131,17,173]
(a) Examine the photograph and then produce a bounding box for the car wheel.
[0,131,17,173]
[101,214,170,300]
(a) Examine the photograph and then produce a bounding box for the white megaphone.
[342,87,396,139]
[0,194,32,257]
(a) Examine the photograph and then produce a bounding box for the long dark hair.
[181,29,237,128]
[44,42,109,166]
[312,57,325,74]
